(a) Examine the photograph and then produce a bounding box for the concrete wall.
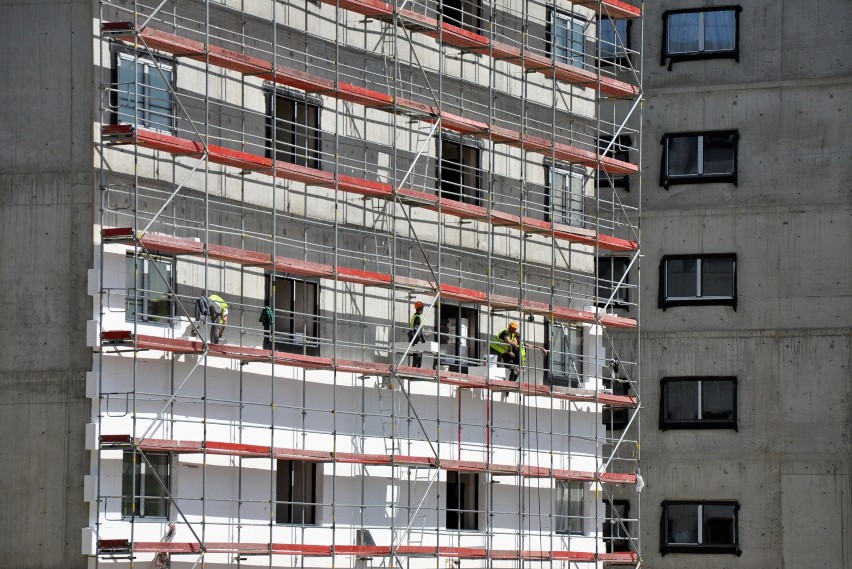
[637,0,852,567]
[0,1,95,567]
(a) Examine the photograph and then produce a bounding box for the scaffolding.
[89,0,643,566]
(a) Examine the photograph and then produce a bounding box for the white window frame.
[125,254,174,325]
[552,10,587,68]
[549,166,585,228]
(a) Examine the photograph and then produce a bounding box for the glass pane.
[274,278,295,340]
[440,140,463,201]
[275,97,296,163]
[667,504,699,544]
[554,16,569,63]
[665,381,699,421]
[667,13,700,54]
[146,65,172,132]
[665,259,698,298]
[666,136,699,176]
[599,18,627,61]
[703,134,736,174]
[146,258,172,320]
[702,381,735,420]
[702,504,735,544]
[117,57,137,124]
[570,18,585,66]
[551,170,583,227]
[701,258,734,297]
[143,454,169,518]
[704,10,736,52]
[461,145,480,204]
[555,481,583,534]
[291,461,315,524]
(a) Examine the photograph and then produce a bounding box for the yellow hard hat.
[509,321,519,330]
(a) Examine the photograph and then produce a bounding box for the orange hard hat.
[509,321,519,330]
[414,301,425,309]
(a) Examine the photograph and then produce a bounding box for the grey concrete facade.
[636,0,852,567]
[0,1,95,567]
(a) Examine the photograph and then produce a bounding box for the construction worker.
[490,321,549,383]
[408,300,429,367]
[194,294,229,344]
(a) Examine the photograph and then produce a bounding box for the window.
[602,378,631,431]
[440,0,481,32]
[548,167,585,227]
[555,480,584,535]
[269,277,320,355]
[659,254,737,309]
[660,377,737,430]
[662,7,741,68]
[551,11,587,67]
[276,460,318,525]
[605,500,632,552]
[115,52,174,133]
[597,135,632,191]
[661,131,738,188]
[661,501,741,555]
[438,138,481,206]
[446,471,479,530]
[547,323,583,387]
[270,93,321,169]
[126,254,174,324]
[437,305,479,373]
[122,451,169,519]
[598,17,630,65]
[597,256,630,308]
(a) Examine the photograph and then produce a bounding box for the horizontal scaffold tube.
[96,538,639,563]
[103,227,637,328]
[100,434,637,484]
[100,127,639,253]
[99,331,638,408]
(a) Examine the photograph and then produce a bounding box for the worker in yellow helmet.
[489,321,548,384]
[408,300,429,367]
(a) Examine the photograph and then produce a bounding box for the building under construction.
[0,0,642,567]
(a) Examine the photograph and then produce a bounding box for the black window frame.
[446,471,479,530]
[596,255,630,309]
[546,164,586,228]
[661,6,742,69]
[276,460,319,525]
[545,322,584,388]
[266,275,321,356]
[266,88,322,170]
[554,479,585,535]
[121,451,170,520]
[660,377,738,431]
[598,17,631,67]
[112,48,176,134]
[659,253,737,310]
[547,9,588,68]
[435,304,480,373]
[660,130,739,188]
[660,500,741,555]
[602,377,631,431]
[597,134,632,192]
[125,253,175,326]
[437,137,482,207]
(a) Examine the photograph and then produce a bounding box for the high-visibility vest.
[208,294,228,316]
[410,312,422,328]
[490,329,517,354]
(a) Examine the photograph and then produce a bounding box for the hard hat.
[414,301,425,309]
[509,321,519,329]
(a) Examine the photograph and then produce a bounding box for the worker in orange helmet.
[407,300,430,367]
[490,321,548,385]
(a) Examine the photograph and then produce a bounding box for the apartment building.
[0,0,642,567]
[628,2,852,567]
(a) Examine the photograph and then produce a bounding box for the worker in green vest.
[490,321,549,385]
[408,300,429,367]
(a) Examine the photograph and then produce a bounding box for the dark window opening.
[598,135,632,191]
[555,480,584,535]
[270,93,321,169]
[436,304,479,373]
[597,256,630,308]
[605,500,632,553]
[659,254,736,310]
[446,471,479,530]
[268,277,320,355]
[602,378,631,431]
[661,501,741,555]
[440,0,482,32]
[122,451,169,519]
[438,138,481,206]
[546,323,583,388]
[660,377,737,430]
[276,460,318,525]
